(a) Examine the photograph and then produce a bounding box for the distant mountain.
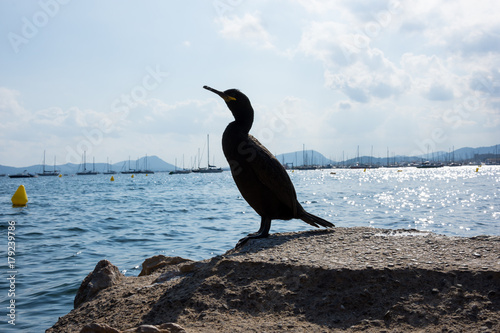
[411,145,500,164]
[116,155,175,172]
[275,144,500,167]
[1,145,498,175]
[275,150,334,167]
[0,155,176,175]
[275,150,415,167]
[440,146,499,161]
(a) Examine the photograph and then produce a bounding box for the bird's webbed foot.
[235,236,251,248]
[235,217,271,248]
[235,231,269,248]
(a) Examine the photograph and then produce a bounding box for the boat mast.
[42,150,46,173]
[302,144,305,167]
[371,145,373,166]
[83,151,87,171]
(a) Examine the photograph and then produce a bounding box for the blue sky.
[1,0,499,167]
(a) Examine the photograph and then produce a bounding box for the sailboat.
[349,145,379,169]
[37,150,60,176]
[170,156,191,175]
[103,157,117,174]
[137,154,155,174]
[416,160,444,168]
[193,134,223,173]
[121,156,137,174]
[447,146,462,167]
[77,151,99,175]
[9,170,38,178]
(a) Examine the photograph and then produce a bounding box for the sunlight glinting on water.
[0,165,498,331]
[288,166,499,236]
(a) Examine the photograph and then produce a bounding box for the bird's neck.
[233,109,254,134]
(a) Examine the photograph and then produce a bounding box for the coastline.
[47,227,500,332]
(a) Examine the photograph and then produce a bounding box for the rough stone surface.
[48,227,500,332]
[80,322,186,333]
[74,260,124,308]
[80,323,121,333]
[139,256,192,277]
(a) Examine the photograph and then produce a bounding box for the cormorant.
[203,85,334,247]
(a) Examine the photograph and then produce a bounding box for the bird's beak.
[203,85,236,102]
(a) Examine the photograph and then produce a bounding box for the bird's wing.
[245,134,298,215]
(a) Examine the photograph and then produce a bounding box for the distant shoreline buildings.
[1,144,499,176]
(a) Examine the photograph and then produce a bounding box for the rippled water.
[0,166,499,331]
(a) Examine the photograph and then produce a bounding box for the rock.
[139,255,192,276]
[47,228,500,333]
[152,261,202,283]
[74,260,123,308]
[80,323,186,333]
[123,323,186,332]
[178,261,199,273]
[80,323,121,333]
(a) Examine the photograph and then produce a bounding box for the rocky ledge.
[47,227,500,332]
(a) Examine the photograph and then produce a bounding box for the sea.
[1,165,499,332]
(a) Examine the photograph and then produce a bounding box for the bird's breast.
[223,126,253,172]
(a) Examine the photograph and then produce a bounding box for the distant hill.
[275,144,499,167]
[1,145,498,175]
[116,155,175,173]
[0,155,176,175]
[274,150,412,167]
[275,150,334,167]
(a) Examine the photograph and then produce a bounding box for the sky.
[0,0,499,167]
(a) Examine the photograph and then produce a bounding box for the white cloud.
[33,107,69,126]
[125,98,228,136]
[400,53,462,101]
[298,21,354,66]
[217,12,274,49]
[1,1,499,166]
[318,45,410,102]
[292,0,341,15]
[0,87,29,130]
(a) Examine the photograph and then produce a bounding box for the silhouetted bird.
[203,86,334,247]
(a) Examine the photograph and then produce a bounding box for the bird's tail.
[299,211,335,229]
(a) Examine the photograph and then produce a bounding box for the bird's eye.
[224,95,237,102]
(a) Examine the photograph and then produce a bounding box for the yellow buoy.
[131,175,134,178]
[363,168,366,172]
[475,167,479,172]
[110,176,115,181]
[11,185,28,207]
[397,169,403,172]
[58,174,62,178]
[146,174,148,176]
